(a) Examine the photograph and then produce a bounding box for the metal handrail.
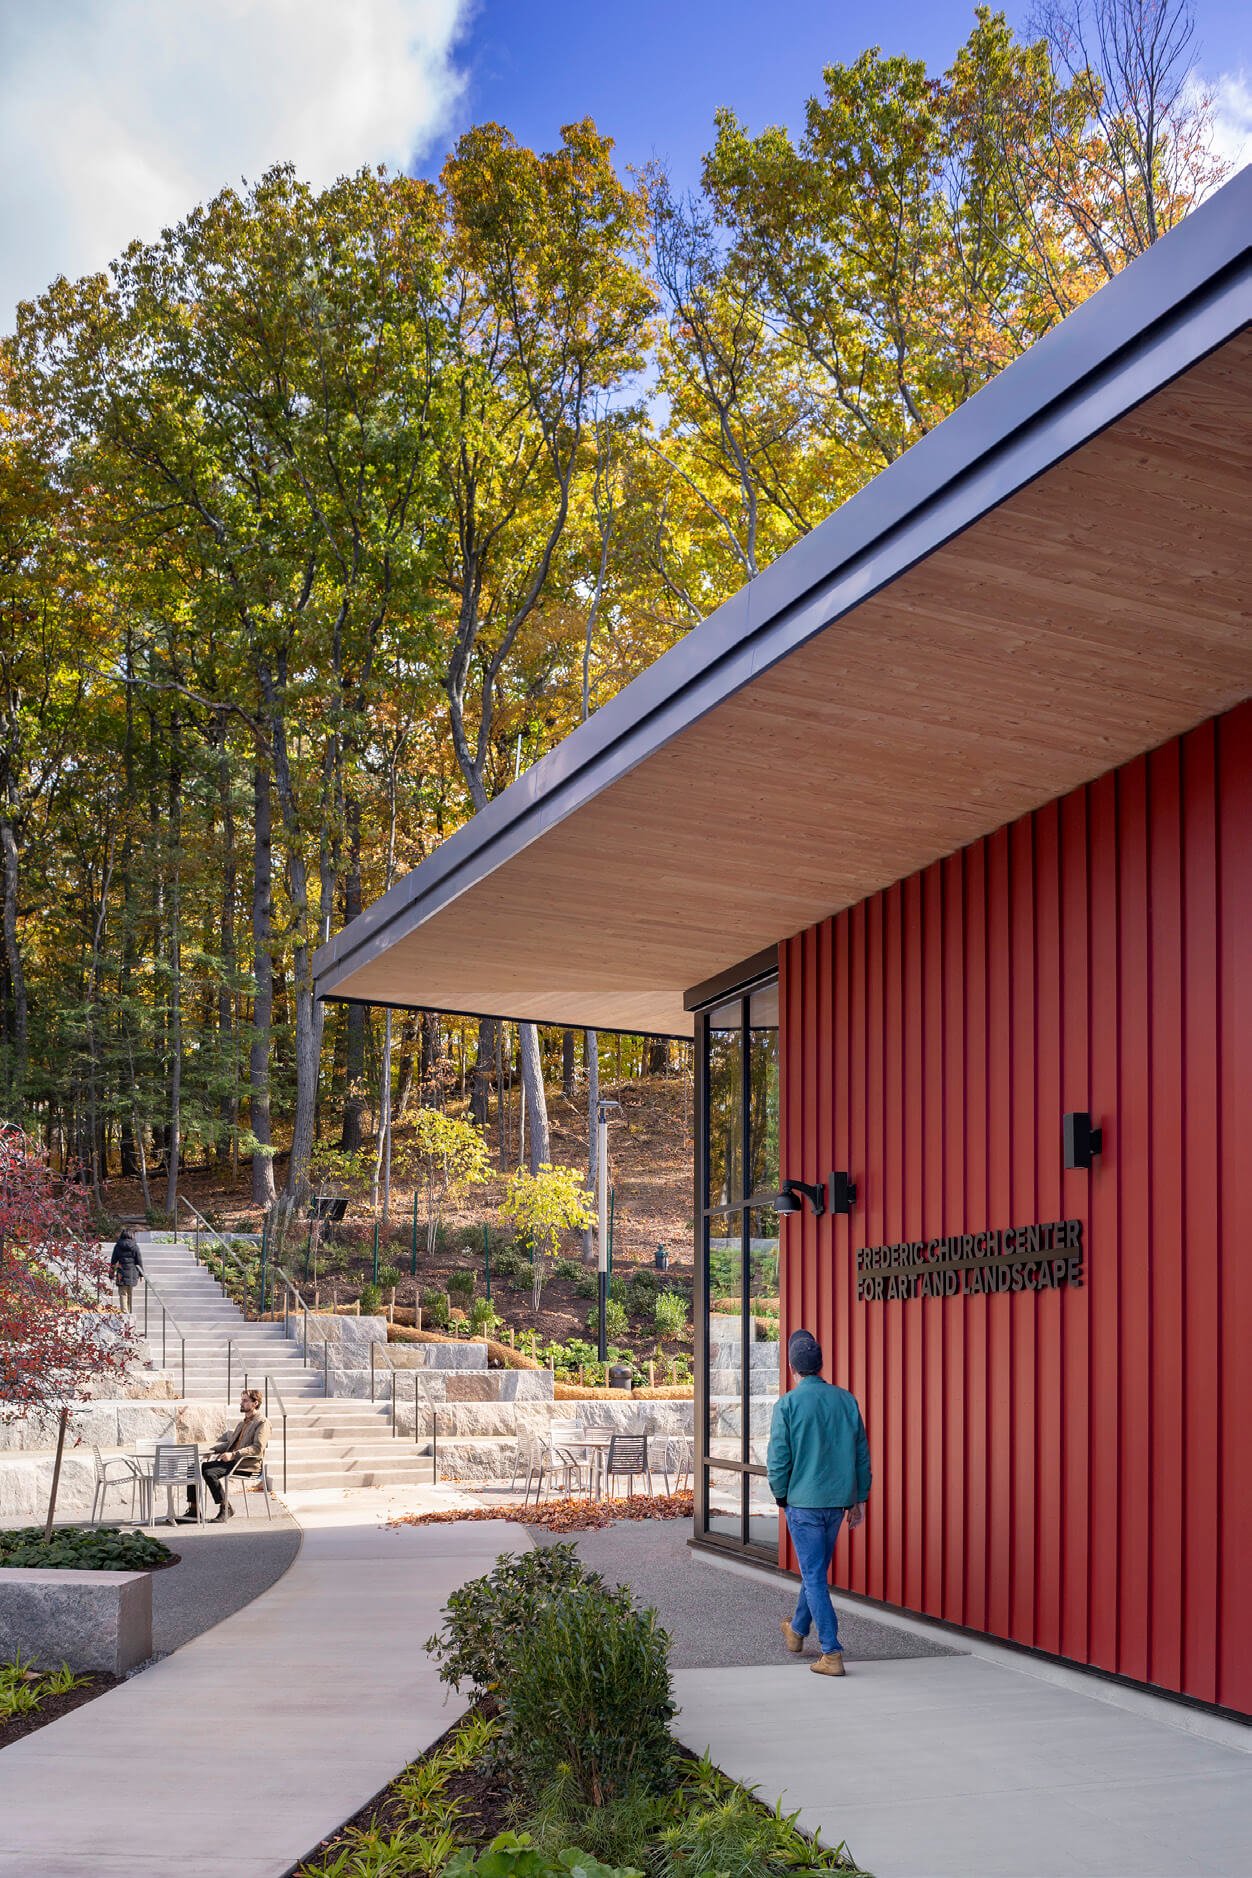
[141,1279,187,1400]
[390,1369,437,1483]
[235,1370,288,1498]
[258,1373,287,1496]
[180,1198,314,1369]
[180,1198,256,1307]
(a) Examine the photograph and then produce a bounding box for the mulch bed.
[387,1490,693,1535]
[291,1709,514,1875]
[0,1672,120,1751]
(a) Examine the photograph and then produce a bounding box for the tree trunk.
[0,815,27,1104]
[470,1017,496,1127]
[644,1036,668,1077]
[420,1011,443,1107]
[561,1028,576,1100]
[43,1407,70,1541]
[164,720,182,1221]
[339,797,367,1151]
[216,735,238,1170]
[249,763,277,1209]
[518,1022,549,1175]
[394,1014,419,1119]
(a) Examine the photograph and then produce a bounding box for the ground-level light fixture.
[1063,1111,1104,1170]
[828,1170,858,1214]
[775,1179,826,1217]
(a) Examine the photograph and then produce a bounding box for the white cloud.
[1206,70,1252,174]
[0,0,469,329]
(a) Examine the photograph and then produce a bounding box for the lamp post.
[595,1098,621,1362]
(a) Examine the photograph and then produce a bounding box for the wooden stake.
[388,1286,396,1323]
[648,1361,655,1387]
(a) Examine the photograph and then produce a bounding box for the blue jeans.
[787,1506,845,1654]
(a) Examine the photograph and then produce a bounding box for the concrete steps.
[123,1238,465,1494]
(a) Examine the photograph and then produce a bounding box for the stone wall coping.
[0,1566,152,1587]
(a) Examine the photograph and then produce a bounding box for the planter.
[0,1567,152,1675]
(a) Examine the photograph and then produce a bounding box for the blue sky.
[443,0,1252,189]
[1,0,1248,326]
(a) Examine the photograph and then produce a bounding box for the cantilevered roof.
[315,167,1252,1038]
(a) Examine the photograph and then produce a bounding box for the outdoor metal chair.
[222,1458,274,1520]
[518,1424,587,1504]
[151,1441,204,1526]
[662,1434,694,1495]
[600,1432,655,1499]
[89,1446,143,1524]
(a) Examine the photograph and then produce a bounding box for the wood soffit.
[324,329,1252,1038]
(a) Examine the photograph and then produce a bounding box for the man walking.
[767,1327,871,1678]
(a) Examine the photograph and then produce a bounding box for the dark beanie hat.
[788,1328,823,1375]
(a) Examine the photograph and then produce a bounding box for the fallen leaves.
[387,1491,694,1534]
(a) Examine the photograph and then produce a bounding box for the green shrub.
[587,1299,629,1340]
[505,1582,677,1809]
[0,1526,172,1571]
[653,1292,689,1340]
[358,1282,382,1316]
[448,1267,477,1301]
[444,1834,642,1878]
[492,1243,531,1281]
[421,1288,450,1329]
[552,1257,584,1282]
[425,1543,606,1698]
[469,1296,499,1336]
[571,1270,598,1299]
[377,1263,402,1292]
[624,1268,659,1313]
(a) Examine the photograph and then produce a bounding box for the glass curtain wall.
[696,979,780,1557]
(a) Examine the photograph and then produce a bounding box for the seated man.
[182,1388,269,1522]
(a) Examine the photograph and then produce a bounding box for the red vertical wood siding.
[777,700,1252,1714]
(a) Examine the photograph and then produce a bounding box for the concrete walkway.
[673,1571,1252,1878]
[0,1487,507,1878]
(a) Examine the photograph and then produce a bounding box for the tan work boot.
[780,1618,805,1655]
[810,1651,846,1677]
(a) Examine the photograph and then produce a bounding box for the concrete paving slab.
[0,1496,520,1878]
[673,1658,1252,1878]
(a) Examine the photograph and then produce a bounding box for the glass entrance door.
[695,978,780,1558]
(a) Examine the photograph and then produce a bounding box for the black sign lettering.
[856,1220,1085,1302]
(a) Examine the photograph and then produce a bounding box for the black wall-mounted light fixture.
[775,1179,826,1217]
[1063,1111,1104,1170]
[828,1170,858,1214]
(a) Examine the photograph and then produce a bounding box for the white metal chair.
[222,1458,274,1520]
[518,1423,587,1504]
[151,1442,204,1526]
[89,1447,142,1524]
[662,1434,694,1495]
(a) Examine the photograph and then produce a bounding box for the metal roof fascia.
[314,171,1252,1004]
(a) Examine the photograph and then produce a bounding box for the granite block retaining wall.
[0,1567,152,1675]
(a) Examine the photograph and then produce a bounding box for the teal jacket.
[766,1375,871,1509]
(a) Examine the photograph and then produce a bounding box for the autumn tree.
[434,121,654,1173]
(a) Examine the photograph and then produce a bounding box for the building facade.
[690,701,1252,1716]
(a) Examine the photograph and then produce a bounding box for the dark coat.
[110,1232,144,1288]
